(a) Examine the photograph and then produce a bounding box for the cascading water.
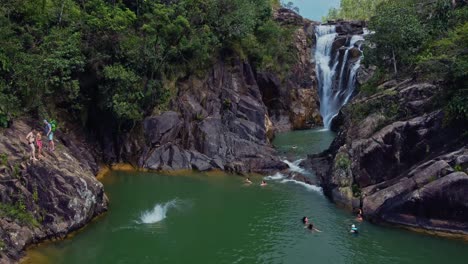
[315,25,365,129]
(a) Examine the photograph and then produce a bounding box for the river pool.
[25,129,468,264]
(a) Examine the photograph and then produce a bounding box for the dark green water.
[26,129,468,264]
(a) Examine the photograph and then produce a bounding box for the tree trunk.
[58,0,66,25]
[392,48,398,75]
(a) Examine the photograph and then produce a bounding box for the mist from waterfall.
[315,25,365,129]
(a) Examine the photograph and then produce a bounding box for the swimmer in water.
[302,216,309,225]
[307,223,322,232]
[260,180,268,186]
[356,209,363,222]
[292,145,297,149]
[350,224,358,234]
[244,177,252,184]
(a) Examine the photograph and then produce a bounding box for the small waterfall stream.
[315,25,365,129]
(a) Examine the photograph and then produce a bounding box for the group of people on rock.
[25,119,55,162]
[244,177,268,187]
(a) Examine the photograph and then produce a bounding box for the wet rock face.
[0,120,108,262]
[138,60,288,175]
[307,79,468,235]
[257,10,323,132]
[331,20,367,35]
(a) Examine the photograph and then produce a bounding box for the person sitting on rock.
[26,129,38,161]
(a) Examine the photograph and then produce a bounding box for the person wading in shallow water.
[26,129,38,161]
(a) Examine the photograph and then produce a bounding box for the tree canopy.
[0,0,294,128]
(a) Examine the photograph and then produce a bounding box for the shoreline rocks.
[0,120,108,263]
[304,78,468,236]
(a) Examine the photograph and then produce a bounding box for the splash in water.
[283,159,306,174]
[139,199,179,224]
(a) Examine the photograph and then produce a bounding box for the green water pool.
[25,129,468,264]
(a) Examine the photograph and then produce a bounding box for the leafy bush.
[352,183,362,198]
[0,153,7,166]
[324,0,385,21]
[335,153,351,170]
[0,202,39,227]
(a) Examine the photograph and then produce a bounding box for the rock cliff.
[303,79,468,235]
[111,9,325,174]
[0,120,108,263]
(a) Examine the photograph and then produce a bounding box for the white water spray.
[315,25,366,129]
[139,199,179,224]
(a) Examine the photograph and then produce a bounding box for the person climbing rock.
[26,129,38,161]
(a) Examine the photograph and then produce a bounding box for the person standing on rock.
[44,119,55,151]
[36,131,43,159]
[26,129,38,161]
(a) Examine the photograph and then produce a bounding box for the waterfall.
[315,25,365,129]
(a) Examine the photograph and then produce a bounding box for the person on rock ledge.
[36,131,43,159]
[43,119,55,151]
[26,128,38,161]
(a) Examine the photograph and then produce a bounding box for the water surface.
[25,129,468,264]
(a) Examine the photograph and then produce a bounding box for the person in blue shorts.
[44,119,55,151]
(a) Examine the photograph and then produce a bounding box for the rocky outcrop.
[96,9,323,171]
[263,8,322,131]
[0,120,108,263]
[304,79,468,235]
[137,59,288,175]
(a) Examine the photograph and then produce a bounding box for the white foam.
[283,159,306,174]
[138,199,179,224]
[280,179,323,195]
[264,172,286,180]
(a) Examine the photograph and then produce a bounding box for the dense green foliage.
[0,0,294,128]
[324,0,385,21]
[338,0,467,126]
